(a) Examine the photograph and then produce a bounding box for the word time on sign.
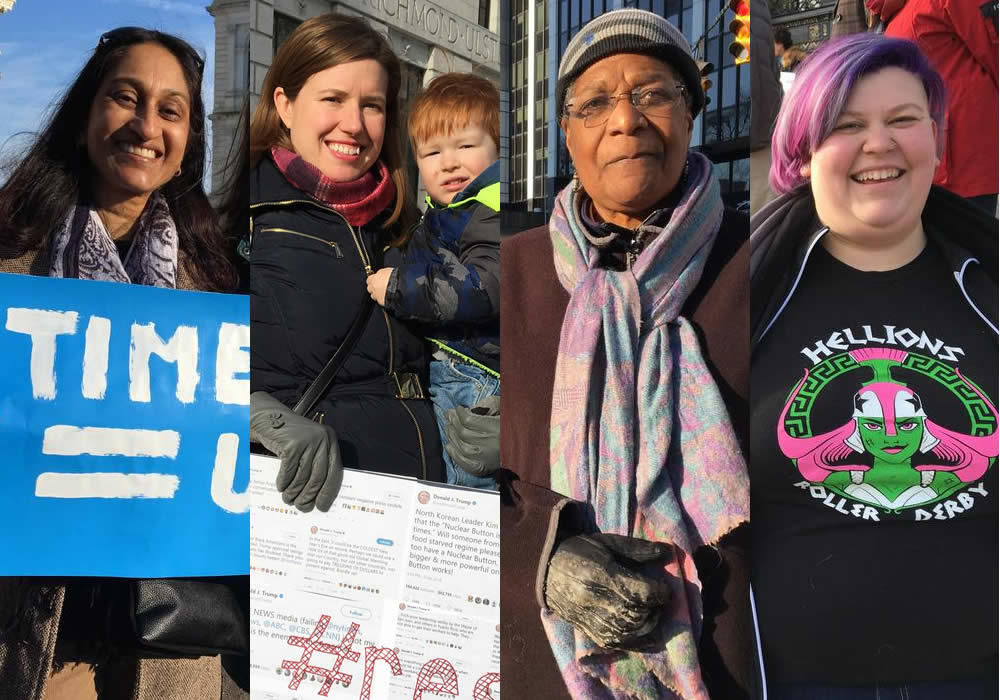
[0,273,249,576]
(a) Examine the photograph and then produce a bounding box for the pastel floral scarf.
[543,152,750,699]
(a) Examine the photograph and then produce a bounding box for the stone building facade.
[208,0,252,195]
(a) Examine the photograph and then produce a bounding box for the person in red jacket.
[868,0,999,213]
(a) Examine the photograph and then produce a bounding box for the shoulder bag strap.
[292,297,375,417]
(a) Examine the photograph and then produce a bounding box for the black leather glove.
[249,391,343,512]
[442,396,500,477]
[544,533,672,648]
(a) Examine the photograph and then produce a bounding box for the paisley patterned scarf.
[49,191,177,286]
[543,152,750,699]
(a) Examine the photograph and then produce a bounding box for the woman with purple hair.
[750,33,998,698]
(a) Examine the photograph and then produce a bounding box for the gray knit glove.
[249,391,343,512]
[544,533,672,648]
[442,396,500,476]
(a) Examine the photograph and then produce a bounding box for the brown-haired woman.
[249,13,445,511]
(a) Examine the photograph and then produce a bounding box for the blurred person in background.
[831,0,873,37]
[750,0,783,215]
[867,0,999,214]
[773,27,806,72]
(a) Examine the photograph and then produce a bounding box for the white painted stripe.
[759,227,828,343]
[750,583,768,698]
[954,258,998,335]
[82,316,111,399]
[35,472,180,499]
[42,426,180,458]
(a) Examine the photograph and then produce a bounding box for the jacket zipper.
[758,227,828,344]
[251,198,372,274]
[626,228,653,270]
[427,338,500,379]
[955,257,998,334]
[257,227,344,258]
[398,399,428,481]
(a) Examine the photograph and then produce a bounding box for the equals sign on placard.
[35,425,181,499]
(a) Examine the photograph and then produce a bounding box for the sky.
[0,0,217,184]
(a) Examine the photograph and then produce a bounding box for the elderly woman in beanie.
[500,8,751,700]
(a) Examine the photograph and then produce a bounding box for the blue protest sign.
[0,272,249,576]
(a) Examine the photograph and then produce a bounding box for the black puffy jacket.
[250,157,445,482]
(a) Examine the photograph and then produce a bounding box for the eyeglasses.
[564,84,688,127]
[98,27,205,75]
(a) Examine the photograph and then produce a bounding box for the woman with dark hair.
[248,13,445,511]
[752,33,997,698]
[0,27,236,291]
[0,27,243,700]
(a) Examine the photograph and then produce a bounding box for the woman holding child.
[249,14,501,505]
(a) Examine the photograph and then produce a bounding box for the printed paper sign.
[0,273,249,576]
[250,455,500,699]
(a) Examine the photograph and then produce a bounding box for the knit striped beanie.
[556,8,705,119]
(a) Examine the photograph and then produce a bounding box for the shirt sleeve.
[384,205,500,324]
[939,0,999,84]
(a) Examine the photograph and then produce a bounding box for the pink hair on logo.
[777,370,867,482]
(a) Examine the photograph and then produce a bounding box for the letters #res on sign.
[0,273,249,576]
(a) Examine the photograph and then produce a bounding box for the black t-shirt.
[751,241,998,685]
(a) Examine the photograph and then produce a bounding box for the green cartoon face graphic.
[857,416,924,464]
[777,347,999,513]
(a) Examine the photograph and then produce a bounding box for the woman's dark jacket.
[250,157,444,482]
[748,184,998,697]
[751,185,998,348]
[499,208,753,700]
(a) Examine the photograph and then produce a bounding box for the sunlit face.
[858,416,923,464]
[562,53,693,228]
[805,68,938,246]
[415,124,498,205]
[275,59,388,182]
[85,43,191,201]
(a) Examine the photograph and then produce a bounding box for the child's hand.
[366,268,394,306]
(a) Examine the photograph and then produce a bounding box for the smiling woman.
[0,25,245,700]
[0,27,235,291]
[248,13,446,513]
[751,33,998,698]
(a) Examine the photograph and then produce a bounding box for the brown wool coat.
[499,214,753,699]
[0,246,246,700]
